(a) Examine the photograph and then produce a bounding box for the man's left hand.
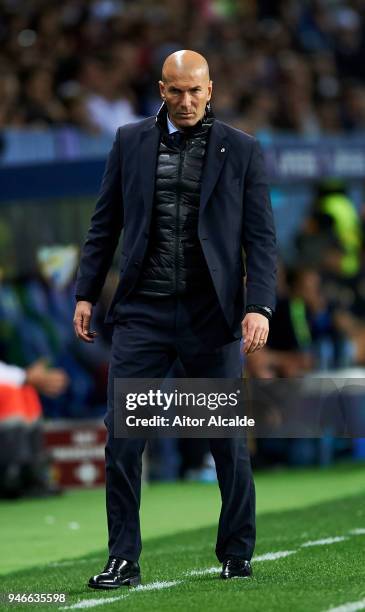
[241,313,269,354]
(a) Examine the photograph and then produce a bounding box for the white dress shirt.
[167,114,180,134]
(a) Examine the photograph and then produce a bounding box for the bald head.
[159,50,212,130]
[162,50,210,83]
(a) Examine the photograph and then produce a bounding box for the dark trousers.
[105,287,256,563]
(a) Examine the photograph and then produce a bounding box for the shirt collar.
[167,114,180,134]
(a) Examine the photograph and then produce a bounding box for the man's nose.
[180,92,192,109]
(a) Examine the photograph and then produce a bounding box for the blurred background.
[1,0,365,499]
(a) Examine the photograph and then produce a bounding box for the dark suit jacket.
[75,116,278,337]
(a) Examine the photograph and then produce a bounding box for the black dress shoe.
[88,557,141,589]
[221,557,253,579]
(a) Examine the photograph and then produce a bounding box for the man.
[0,358,68,498]
[74,50,277,587]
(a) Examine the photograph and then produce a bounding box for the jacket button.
[134,261,141,266]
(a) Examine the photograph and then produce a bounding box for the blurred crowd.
[1,0,365,496]
[249,180,365,377]
[1,0,365,135]
[0,246,111,497]
[1,179,365,494]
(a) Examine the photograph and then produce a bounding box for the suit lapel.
[200,121,228,216]
[139,119,227,222]
[139,123,160,223]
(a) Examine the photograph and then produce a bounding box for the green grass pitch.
[1,463,365,611]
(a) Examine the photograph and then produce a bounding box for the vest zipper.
[175,146,185,293]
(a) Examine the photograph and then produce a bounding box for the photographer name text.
[124,415,255,428]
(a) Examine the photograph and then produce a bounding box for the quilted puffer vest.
[135,104,215,296]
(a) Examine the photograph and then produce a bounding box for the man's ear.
[158,80,165,99]
[207,79,213,101]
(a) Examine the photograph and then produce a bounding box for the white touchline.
[134,581,181,591]
[324,598,365,612]
[59,595,128,610]
[59,581,181,610]
[59,527,365,609]
[186,550,297,576]
[349,528,365,535]
[301,537,347,547]
[254,551,296,561]
[187,567,220,576]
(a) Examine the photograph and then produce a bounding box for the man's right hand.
[73,300,98,343]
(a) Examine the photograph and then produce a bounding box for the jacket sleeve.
[75,128,124,304]
[242,138,277,312]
